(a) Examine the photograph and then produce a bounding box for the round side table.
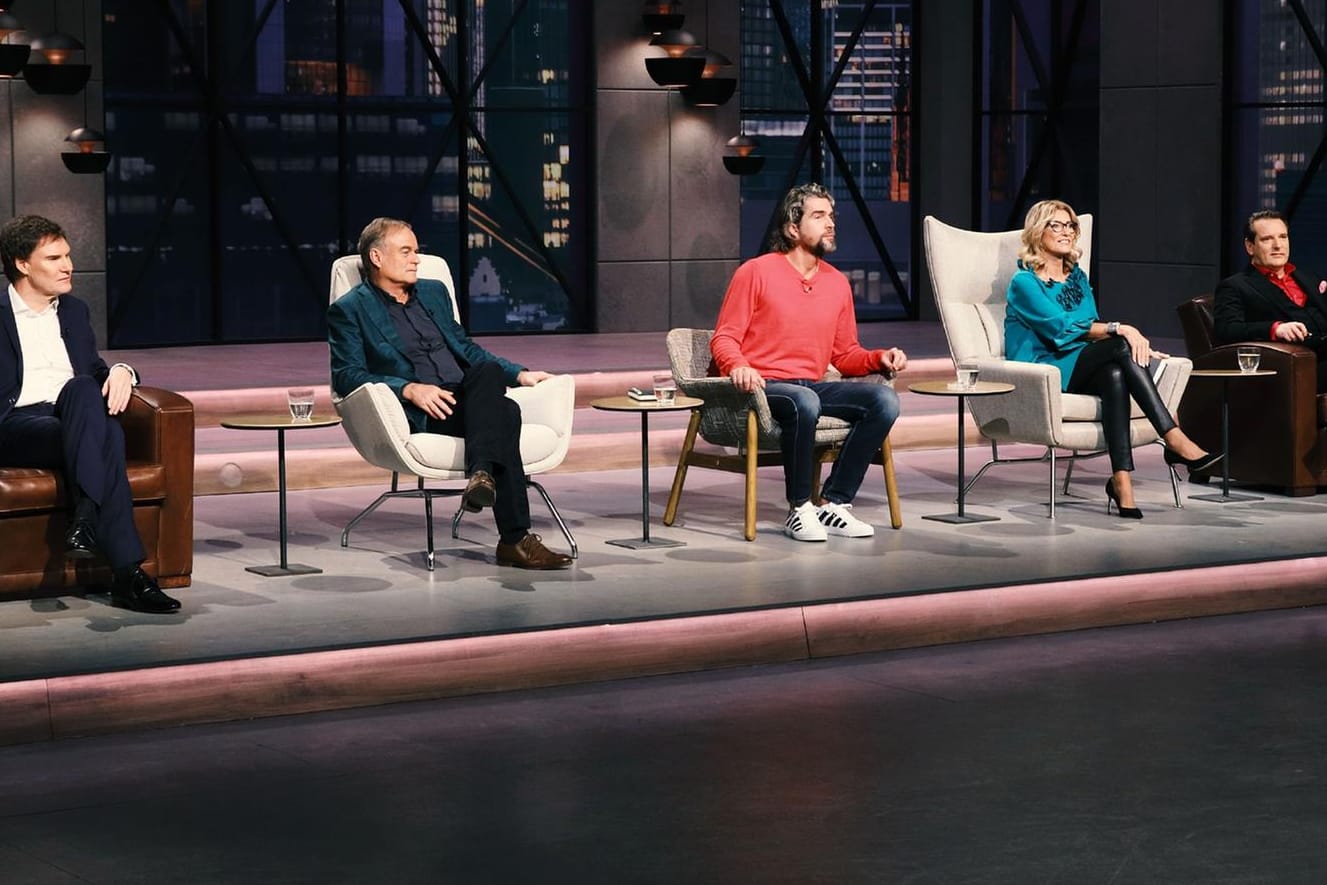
[909,379,1015,523]
[1185,368,1276,503]
[590,395,703,549]
[221,414,342,575]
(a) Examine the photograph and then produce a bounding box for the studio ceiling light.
[642,2,684,34]
[722,135,765,176]
[0,12,29,78]
[644,29,705,88]
[24,31,91,94]
[681,49,736,107]
[62,126,111,175]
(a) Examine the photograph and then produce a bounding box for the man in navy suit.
[327,217,572,569]
[1214,209,1327,392]
[0,215,180,612]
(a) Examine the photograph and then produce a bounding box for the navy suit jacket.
[327,279,524,433]
[1213,264,1327,344]
[0,291,112,424]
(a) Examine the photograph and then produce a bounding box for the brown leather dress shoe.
[462,470,496,512]
[496,533,573,570]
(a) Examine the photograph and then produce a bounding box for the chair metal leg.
[528,479,578,559]
[663,410,700,527]
[423,491,435,572]
[1047,447,1056,518]
[341,491,398,547]
[743,410,759,541]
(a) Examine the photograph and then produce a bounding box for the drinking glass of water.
[287,387,315,421]
[652,372,677,405]
[955,362,979,390]
[1237,347,1260,374]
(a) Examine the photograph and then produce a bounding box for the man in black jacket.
[1214,209,1327,392]
[0,215,179,612]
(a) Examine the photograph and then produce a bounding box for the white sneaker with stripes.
[784,501,828,542]
[816,501,875,537]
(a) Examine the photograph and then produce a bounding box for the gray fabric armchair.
[661,328,902,541]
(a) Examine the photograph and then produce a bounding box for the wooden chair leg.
[663,410,701,527]
[881,437,902,529]
[743,410,759,541]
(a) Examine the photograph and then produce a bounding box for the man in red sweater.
[711,183,907,541]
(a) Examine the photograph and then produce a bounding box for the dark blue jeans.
[764,379,900,507]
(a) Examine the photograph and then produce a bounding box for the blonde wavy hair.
[1017,199,1082,274]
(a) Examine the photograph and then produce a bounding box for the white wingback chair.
[329,254,576,569]
[922,215,1192,516]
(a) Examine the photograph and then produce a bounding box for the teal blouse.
[1004,263,1097,391]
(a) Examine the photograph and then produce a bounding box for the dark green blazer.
[328,279,524,433]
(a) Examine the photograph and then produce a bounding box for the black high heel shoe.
[1105,477,1144,519]
[1163,448,1225,473]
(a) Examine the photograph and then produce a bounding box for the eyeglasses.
[1046,220,1079,234]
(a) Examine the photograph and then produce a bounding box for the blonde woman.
[1004,200,1221,518]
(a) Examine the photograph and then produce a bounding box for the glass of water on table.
[287,387,315,421]
[1237,347,1261,374]
[652,372,677,405]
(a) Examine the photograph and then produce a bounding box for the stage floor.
[5,442,1327,684]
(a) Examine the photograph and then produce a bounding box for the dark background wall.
[2,3,1228,341]
[1096,0,1225,338]
[594,2,741,333]
[0,0,106,342]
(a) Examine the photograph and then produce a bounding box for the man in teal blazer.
[328,217,572,570]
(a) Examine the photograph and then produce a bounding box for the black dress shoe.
[64,519,99,560]
[111,566,182,614]
[462,470,496,512]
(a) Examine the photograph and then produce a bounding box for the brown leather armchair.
[0,387,195,599]
[1176,294,1327,496]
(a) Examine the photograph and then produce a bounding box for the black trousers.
[425,361,530,544]
[0,375,145,568]
[1067,337,1177,473]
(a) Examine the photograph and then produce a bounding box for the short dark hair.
[357,217,411,280]
[1244,209,1286,243]
[767,183,834,253]
[0,215,66,283]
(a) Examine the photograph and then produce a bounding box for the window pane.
[104,0,588,345]
[979,0,1099,231]
[739,1,915,320]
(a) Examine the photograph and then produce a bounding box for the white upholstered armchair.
[922,215,1192,516]
[328,254,576,569]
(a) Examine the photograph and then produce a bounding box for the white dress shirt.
[9,284,74,408]
[7,284,136,408]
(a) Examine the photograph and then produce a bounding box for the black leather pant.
[1067,337,1176,473]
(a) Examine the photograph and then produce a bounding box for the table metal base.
[606,537,686,550]
[1189,491,1263,504]
[922,512,1002,525]
[245,563,323,577]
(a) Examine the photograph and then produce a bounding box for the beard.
[809,234,836,258]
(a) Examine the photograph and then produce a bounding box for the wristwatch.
[1106,321,1120,336]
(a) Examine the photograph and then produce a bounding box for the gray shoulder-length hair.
[767,182,834,253]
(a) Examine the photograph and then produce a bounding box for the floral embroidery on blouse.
[1018,260,1085,311]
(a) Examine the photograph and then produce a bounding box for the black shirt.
[376,285,465,387]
